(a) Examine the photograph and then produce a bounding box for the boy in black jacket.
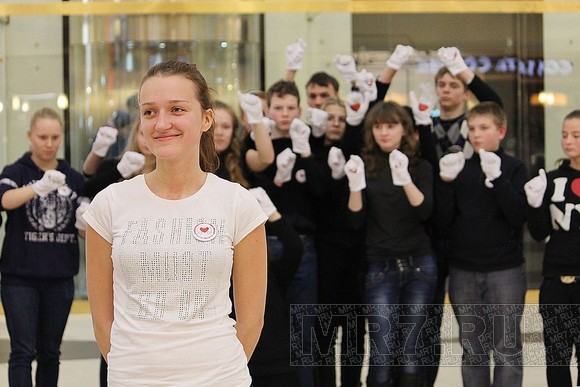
[436,102,528,387]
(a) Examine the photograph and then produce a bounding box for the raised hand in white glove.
[524,169,547,208]
[389,149,412,186]
[386,44,415,70]
[306,108,328,138]
[249,117,274,142]
[479,149,502,188]
[238,90,264,125]
[290,118,311,155]
[409,86,435,126]
[333,54,358,83]
[117,151,146,178]
[328,147,346,180]
[75,199,90,231]
[91,126,118,157]
[249,187,278,217]
[437,46,469,76]
[345,91,370,126]
[355,69,378,102]
[285,38,307,71]
[32,170,66,197]
[274,148,297,187]
[439,151,465,182]
[344,155,366,192]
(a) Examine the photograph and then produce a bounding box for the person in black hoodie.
[244,187,303,387]
[524,109,580,387]
[436,102,528,387]
[0,107,86,387]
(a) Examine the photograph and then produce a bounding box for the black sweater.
[0,153,85,280]
[436,148,529,272]
[250,137,329,235]
[349,153,433,260]
[526,160,580,276]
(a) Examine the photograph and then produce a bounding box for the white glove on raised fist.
[290,118,311,155]
[92,126,118,157]
[389,149,412,186]
[386,44,415,70]
[117,151,146,178]
[524,169,547,208]
[237,90,264,125]
[409,86,435,126]
[479,149,502,188]
[439,151,465,182]
[285,38,307,70]
[344,155,366,192]
[75,199,90,231]
[345,91,370,126]
[328,147,346,180]
[249,187,278,217]
[437,46,469,76]
[274,148,297,187]
[354,69,378,102]
[306,108,328,138]
[250,117,274,142]
[32,170,66,197]
[333,54,358,83]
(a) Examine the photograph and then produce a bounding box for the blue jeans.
[364,253,437,385]
[449,265,526,387]
[268,234,317,387]
[1,278,75,387]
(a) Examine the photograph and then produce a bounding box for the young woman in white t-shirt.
[84,60,268,386]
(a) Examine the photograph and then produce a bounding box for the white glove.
[91,126,118,157]
[354,69,377,102]
[306,108,328,138]
[285,38,307,70]
[328,147,346,180]
[345,91,370,126]
[344,155,366,192]
[32,170,66,197]
[290,118,311,155]
[117,151,146,178]
[479,149,502,188]
[524,169,547,208]
[409,91,431,126]
[439,152,465,182]
[237,90,264,125]
[274,148,297,186]
[249,187,278,217]
[75,199,90,231]
[333,54,358,83]
[386,44,415,70]
[437,46,469,76]
[389,149,412,186]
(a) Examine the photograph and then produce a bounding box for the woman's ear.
[202,109,214,132]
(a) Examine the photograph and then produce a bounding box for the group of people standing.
[0,39,577,387]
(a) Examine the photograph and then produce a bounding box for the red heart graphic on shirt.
[419,103,428,111]
[571,178,580,197]
[350,103,361,112]
[200,227,209,233]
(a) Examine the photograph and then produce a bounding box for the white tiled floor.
[0,306,577,386]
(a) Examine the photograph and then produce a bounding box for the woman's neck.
[145,160,207,200]
[31,154,58,171]
[569,157,580,171]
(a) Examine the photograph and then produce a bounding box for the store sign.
[416,56,573,77]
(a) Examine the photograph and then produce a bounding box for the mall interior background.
[0,3,579,296]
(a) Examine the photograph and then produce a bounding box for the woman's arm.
[245,122,275,172]
[0,186,35,210]
[232,223,267,361]
[86,225,114,361]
